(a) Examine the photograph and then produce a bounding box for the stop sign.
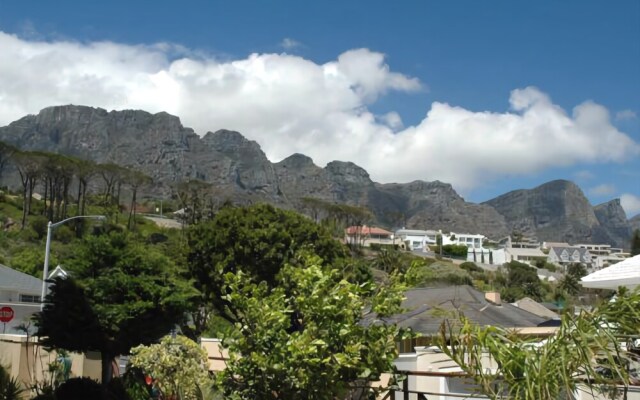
[0,306,14,323]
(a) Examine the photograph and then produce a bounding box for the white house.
[395,229,439,250]
[491,247,547,266]
[442,232,485,249]
[0,264,43,334]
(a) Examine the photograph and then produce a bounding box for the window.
[20,294,41,303]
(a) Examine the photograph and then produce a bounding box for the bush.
[369,243,399,251]
[460,262,482,273]
[53,225,74,244]
[30,216,49,240]
[55,377,105,400]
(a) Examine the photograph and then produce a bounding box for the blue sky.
[1,0,639,215]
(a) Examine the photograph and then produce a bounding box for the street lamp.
[41,215,106,310]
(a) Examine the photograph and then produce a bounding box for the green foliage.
[369,243,399,251]
[35,231,197,384]
[9,246,54,277]
[0,363,24,400]
[217,257,410,399]
[130,335,213,400]
[631,229,640,256]
[411,261,473,287]
[442,244,469,257]
[504,261,544,301]
[30,216,49,240]
[184,204,348,336]
[438,288,640,400]
[459,261,482,273]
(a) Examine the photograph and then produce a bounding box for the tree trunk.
[101,352,114,386]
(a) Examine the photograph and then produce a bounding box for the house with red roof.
[344,225,394,247]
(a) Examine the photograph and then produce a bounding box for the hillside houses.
[345,224,631,271]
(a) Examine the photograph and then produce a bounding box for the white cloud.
[621,194,640,217]
[0,31,639,191]
[615,109,637,121]
[280,38,302,50]
[588,184,616,196]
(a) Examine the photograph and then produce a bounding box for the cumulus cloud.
[621,194,640,217]
[0,31,638,191]
[588,184,616,196]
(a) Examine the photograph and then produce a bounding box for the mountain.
[484,180,633,248]
[0,105,632,248]
[630,215,640,233]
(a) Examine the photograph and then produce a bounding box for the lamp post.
[41,215,106,310]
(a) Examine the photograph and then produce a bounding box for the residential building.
[547,246,593,269]
[491,247,547,266]
[395,229,438,250]
[344,225,394,247]
[0,264,43,334]
[442,232,485,249]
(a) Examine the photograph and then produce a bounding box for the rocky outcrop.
[592,200,633,248]
[484,180,632,248]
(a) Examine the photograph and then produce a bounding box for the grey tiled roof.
[367,286,547,335]
[0,263,43,294]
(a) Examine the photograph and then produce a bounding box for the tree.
[502,261,543,301]
[216,257,410,399]
[124,170,152,230]
[0,141,16,187]
[129,335,213,400]
[631,229,640,256]
[13,151,44,229]
[183,204,348,338]
[438,288,640,400]
[35,232,196,385]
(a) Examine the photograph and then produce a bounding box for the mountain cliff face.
[631,215,640,233]
[484,180,632,248]
[0,105,632,248]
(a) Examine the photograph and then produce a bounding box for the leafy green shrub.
[369,243,399,251]
[442,244,469,258]
[53,225,74,244]
[30,216,49,240]
[460,262,482,273]
[0,363,24,400]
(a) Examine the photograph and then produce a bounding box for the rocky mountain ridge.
[0,105,635,249]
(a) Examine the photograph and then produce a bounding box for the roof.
[505,247,546,257]
[0,263,43,294]
[367,286,547,335]
[513,297,559,320]
[581,254,640,289]
[549,246,589,258]
[543,242,571,248]
[395,229,430,236]
[345,226,392,236]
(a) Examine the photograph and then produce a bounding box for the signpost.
[0,306,14,334]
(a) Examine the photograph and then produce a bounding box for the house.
[377,286,558,398]
[0,264,43,334]
[575,244,630,270]
[442,232,485,249]
[491,247,547,266]
[547,246,593,270]
[512,297,560,321]
[394,229,438,250]
[344,225,394,247]
[368,286,554,353]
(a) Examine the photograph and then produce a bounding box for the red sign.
[0,306,14,323]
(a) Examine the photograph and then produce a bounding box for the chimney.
[485,291,501,306]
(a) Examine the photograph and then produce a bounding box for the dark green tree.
[631,229,640,256]
[183,204,348,338]
[35,231,196,385]
[503,261,543,301]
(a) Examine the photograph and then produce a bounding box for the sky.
[0,0,639,216]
